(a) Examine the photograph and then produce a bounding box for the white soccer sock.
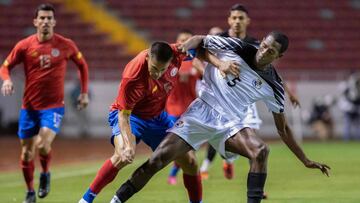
[200,159,210,172]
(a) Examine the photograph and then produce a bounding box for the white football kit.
[168,35,285,158]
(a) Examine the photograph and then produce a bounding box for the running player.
[110,31,330,203]
[0,4,89,203]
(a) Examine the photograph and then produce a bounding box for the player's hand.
[1,79,14,96]
[304,160,331,177]
[219,61,240,78]
[289,94,301,108]
[77,93,89,110]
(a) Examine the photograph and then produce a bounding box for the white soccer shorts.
[167,98,248,159]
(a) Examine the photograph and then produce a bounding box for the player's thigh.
[37,127,56,146]
[225,127,266,159]
[39,107,65,134]
[18,109,40,139]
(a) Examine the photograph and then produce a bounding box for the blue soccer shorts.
[18,107,65,139]
[108,110,177,151]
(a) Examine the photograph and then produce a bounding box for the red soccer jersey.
[165,60,200,117]
[0,34,88,110]
[110,44,186,119]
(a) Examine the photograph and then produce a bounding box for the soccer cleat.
[38,172,50,198]
[223,162,234,180]
[200,171,209,180]
[263,192,268,199]
[110,195,122,203]
[23,191,36,203]
[167,176,177,185]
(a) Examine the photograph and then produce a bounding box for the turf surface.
[1,142,359,203]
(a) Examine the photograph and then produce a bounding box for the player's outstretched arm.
[272,112,331,176]
[178,35,206,52]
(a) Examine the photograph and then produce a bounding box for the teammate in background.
[166,28,222,185]
[111,32,330,203]
[79,40,237,203]
[200,4,300,182]
[338,72,360,140]
[0,4,89,203]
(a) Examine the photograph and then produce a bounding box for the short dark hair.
[34,3,55,18]
[230,3,249,15]
[268,31,289,54]
[150,41,174,62]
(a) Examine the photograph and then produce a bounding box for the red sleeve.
[68,39,89,93]
[117,78,146,111]
[0,40,26,81]
[170,43,187,61]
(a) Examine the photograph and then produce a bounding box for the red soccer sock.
[39,151,52,173]
[183,173,202,203]
[21,160,35,192]
[89,159,120,194]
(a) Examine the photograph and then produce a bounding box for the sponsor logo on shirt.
[252,78,263,89]
[51,48,60,57]
[30,51,38,57]
[170,67,178,77]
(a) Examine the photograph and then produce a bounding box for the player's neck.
[253,58,268,70]
[37,32,54,43]
[229,29,246,39]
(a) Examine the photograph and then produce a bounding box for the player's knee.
[22,148,35,161]
[149,152,168,172]
[37,139,51,153]
[254,144,270,163]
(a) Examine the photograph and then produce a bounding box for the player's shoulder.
[53,33,76,46]
[16,34,37,48]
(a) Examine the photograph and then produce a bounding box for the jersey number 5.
[227,77,241,87]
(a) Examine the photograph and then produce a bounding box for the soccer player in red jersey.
[79,41,203,203]
[166,30,202,185]
[80,40,238,203]
[0,4,89,203]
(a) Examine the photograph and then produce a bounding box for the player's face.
[228,10,250,34]
[256,35,282,66]
[147,55,172,80]
[33,10,56,36]
[176,33,192,44]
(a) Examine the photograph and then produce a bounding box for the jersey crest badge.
[252,78,263,89]
[170,67,178,77]
[51,48,60,57]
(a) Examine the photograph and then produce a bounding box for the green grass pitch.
[1,142,359,203]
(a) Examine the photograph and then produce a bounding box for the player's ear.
[33,18,37,27]
[53,19,57,27]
